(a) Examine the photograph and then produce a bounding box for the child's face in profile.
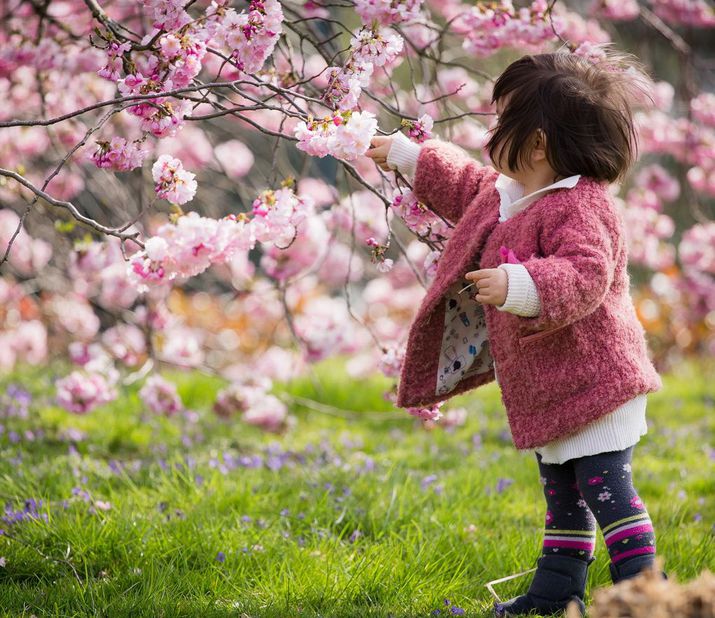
[489,97,511,176]
[489,96,549,184]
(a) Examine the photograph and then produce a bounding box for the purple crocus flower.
[216,551,226,563]
[421,474,438,491]
[496,478,515,493]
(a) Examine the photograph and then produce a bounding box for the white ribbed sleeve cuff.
[496,263,542,317]
[386,131,421,179]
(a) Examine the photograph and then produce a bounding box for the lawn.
[0,357,712,617]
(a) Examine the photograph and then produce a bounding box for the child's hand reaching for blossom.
[365,135,395,171]
[463,268,508,306]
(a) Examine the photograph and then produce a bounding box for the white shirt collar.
[496,173,581,222]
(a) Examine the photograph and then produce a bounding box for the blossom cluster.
[139,0,191,32]
[293,297,357,363]
[590,0,640,20]
[0,210,52,277]
[687,163,715,197]
[679,222,715,276]
[400,114,434,143]
[117,78,192,138]
[128,211,256,290]
[214,375,288,432]
[97,41,132,81]
[55,370,117,414]
[407,402,444,422]
[94,0,281,143]
[459,0,556,57]
[390,189,452,244]
[619,193,676,272]
[251,185,316,246]
[209,0,284,74]
[109,22,205,136]
[378,344,405,378]
[322,25,403,110]
[92,137,148,172]
[139,374,183,416]
[0,289,47,372]
[365,236,394,273]
[152,154,198,205]
[354,0,425,26]
[69,238,140,309]
[650,0,715,27]
[294,110,378,161]
[691,93,715,128]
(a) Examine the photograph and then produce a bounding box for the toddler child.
[365,51,666,617]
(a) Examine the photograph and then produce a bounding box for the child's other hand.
[365,135,394,171]
[464,268,508,306]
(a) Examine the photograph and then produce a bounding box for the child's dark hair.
[485,50,653,183]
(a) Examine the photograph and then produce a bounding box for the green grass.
[0,357,713,617]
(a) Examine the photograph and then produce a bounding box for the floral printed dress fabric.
[436,280,494,396]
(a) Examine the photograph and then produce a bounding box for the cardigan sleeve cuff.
[386,131,421,179]
[496,263,542,317]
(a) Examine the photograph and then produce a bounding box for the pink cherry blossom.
[97,41,131,81]
[242,394,288,432]
[295,110,378,161]
[591,0,640,20]
[212,0,284,74]
[250,186,316,246]
[692,93,715,128]
[407,402,444,421]
[139,374,183,416]
[139,0,191,31]
[92,137,148,172]
[213,140,255,178]
[151,154,197,205]
[401,114,434,143]
[679,222,715,275]
[350,26,404,68]
[459,0,556,58]
[354,0,424,26]
[56,370,117,414]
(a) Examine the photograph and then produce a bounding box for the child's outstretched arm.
[367,131,491,226]
[515,195,622,332]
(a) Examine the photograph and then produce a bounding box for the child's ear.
[531,129,547,163]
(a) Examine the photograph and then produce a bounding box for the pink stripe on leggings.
[543,539,595,550]
[611,546,656,564]
[605,524,654,546]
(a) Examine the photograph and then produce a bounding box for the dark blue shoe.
[492,554,595,617]
[609,554,668,584]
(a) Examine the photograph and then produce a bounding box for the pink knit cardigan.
[395,138,663,449]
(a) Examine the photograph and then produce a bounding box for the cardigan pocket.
[518,322,570,347]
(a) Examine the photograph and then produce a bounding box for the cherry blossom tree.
[0,0,713,424]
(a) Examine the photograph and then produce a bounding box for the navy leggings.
[536,445,657,566]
